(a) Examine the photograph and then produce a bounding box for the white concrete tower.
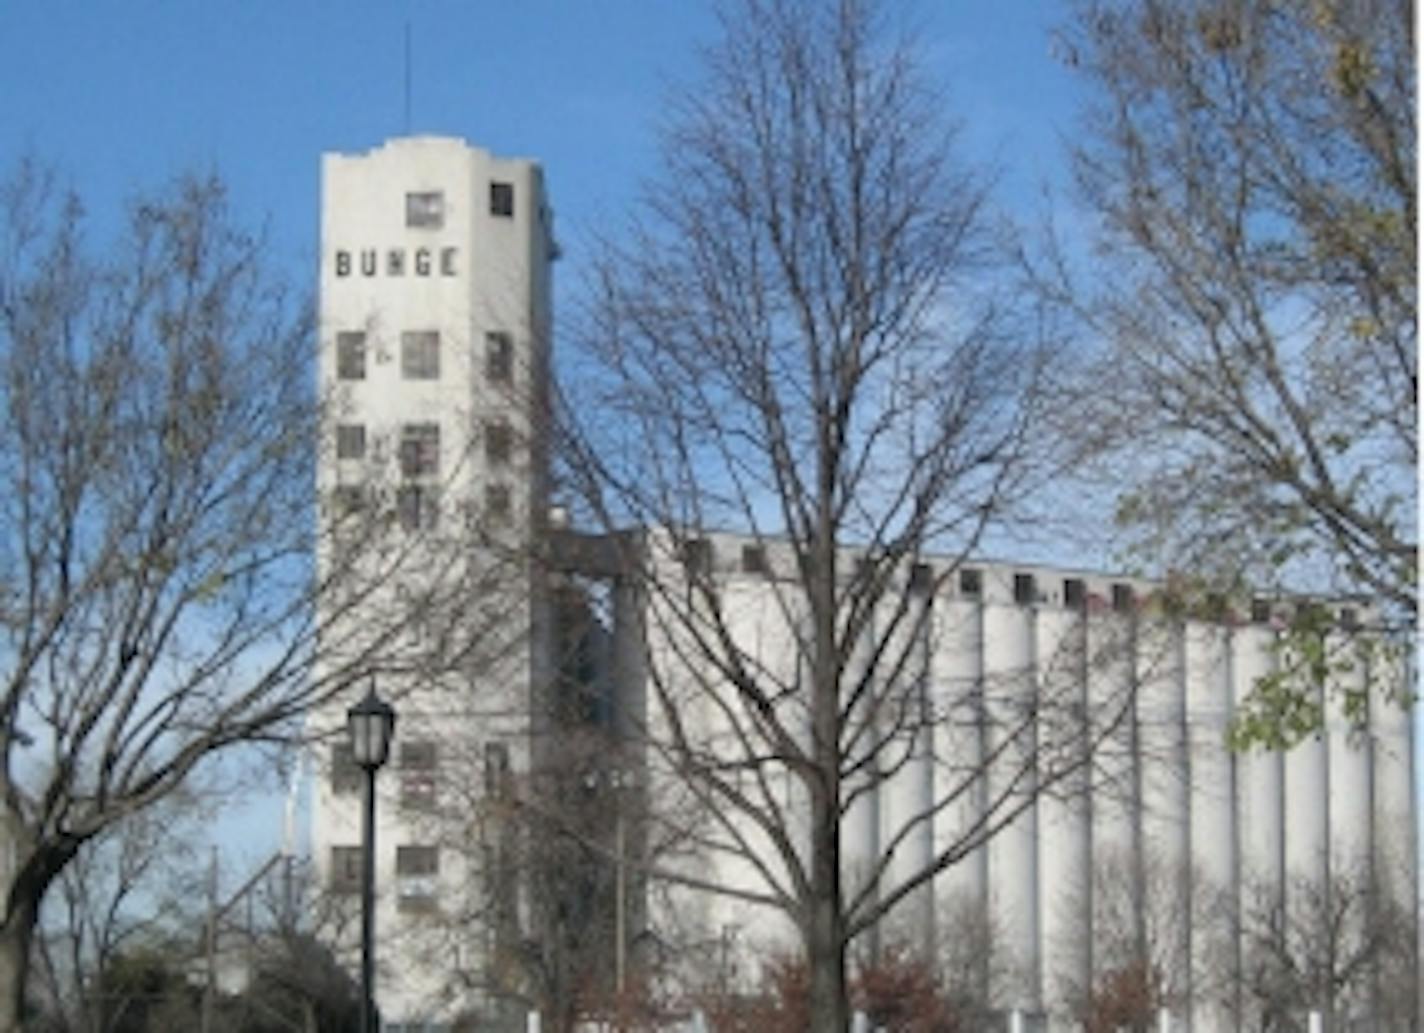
[310,136,554,1027]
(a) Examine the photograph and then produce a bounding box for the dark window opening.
[741,544,768,574]
[401,330,440,380]
[396,485,440,532]
[485,742,511,797]
[1013,573,1037,606]
[336,424,366,461]
[331,485,366,519]
[329,846,362,894]
[1064,578,1086,611]
[336,331,367,380]
[1251,598,1272,624]
[330,743,360,795]
[1111,583,1135,613]
[400,423,440,478]
[909,563,934,594]
[959,568,982,596]
[484,421,513,466]
[489,181,514,217]
[406,191,444,229]
[485,331,514,383]
[486,483,512,523]
[681,538,712,574]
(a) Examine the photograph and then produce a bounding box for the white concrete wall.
[633,538,1417,1031]
[310,136,552,1025]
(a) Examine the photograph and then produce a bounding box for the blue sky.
[0,1,1085,879]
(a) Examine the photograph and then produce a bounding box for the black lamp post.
[348,679,396,1033]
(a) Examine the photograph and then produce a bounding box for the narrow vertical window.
[489,181,514,217]
[336,331,367,380]
[484,421,513,467]
[401,330,441,380]
[485,331,513,383]
[485,483,512,523]
[399,423,440,477]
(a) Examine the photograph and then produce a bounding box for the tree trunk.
[0,896,38,1033]
[807,886,849,1032]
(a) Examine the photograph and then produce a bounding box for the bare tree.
[1054,846,1224,1031]
[556,1,1141,1027]
[28,794,207,1033]
[0,161,485,1032]
[1039,0,1415,662]
[1236,859,1417,1032]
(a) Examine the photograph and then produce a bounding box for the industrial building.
[309,136,1417,1031]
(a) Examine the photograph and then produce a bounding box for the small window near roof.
[681,538,712,574]
[959,568,982,596]
[1013,573,1037,606]
[490,181,514,217]
[1250,598,1272,624]
[1064,578,1086,611]
[1111,583,1135,613]
[741,544,768,574]
[406,191,444,228]
[909,563,934,593]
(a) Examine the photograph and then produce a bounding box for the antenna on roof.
[403,18,413,134]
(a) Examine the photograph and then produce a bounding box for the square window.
[485,331,513,383]
[330,743,360,795]
[331,485,366,519]
[406,191,444,229]
[486,483,512,522]
[336,424,366,461]
[740,544,767,574]
[336,331,367,380]
[1250,598,1272,624]
[1013,573,1037,606]
[958,568,982,596]
[329,846,362,894]
[484,421,513,466]
[1112,583,1135,613]
[401,331,441,380]
[680,538,712,574]
[397,485,440,532]
[489,181,514,218]
[400,423,441,478]
[909,562,934,593]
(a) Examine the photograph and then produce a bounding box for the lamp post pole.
[349,680,396,1033]
[361,758,377,1033]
